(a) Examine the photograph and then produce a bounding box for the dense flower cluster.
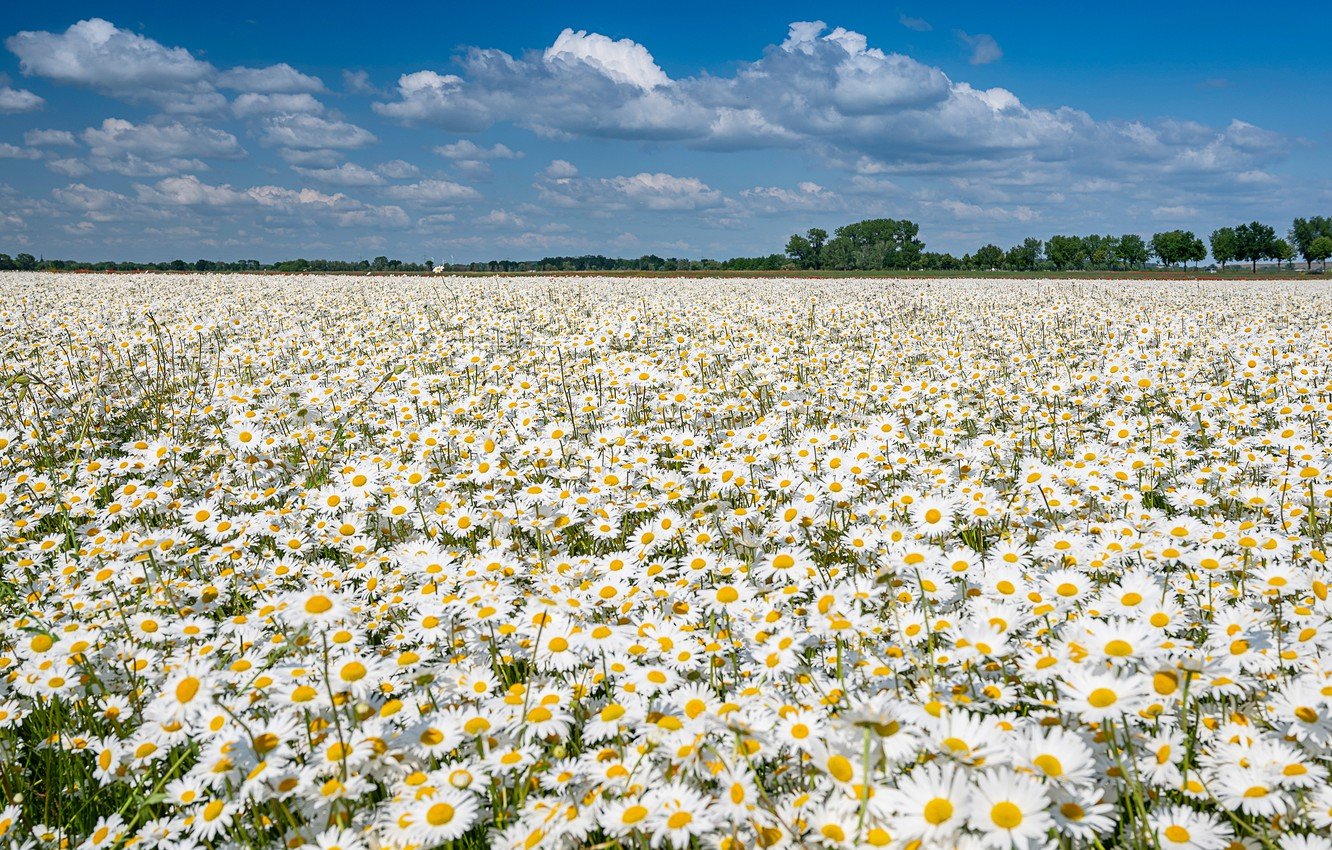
[3,272,1332,850]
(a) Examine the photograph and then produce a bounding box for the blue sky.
[2,1,1329,262]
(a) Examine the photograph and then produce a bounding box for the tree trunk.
[1252,259,1258,273]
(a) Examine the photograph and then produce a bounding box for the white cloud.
[88,174,409,230]
[383,179,482,204]
[47,158,92,177]
[899,15,932,32]
[539,171,723,211]
[477,209,525,227]
[5,19,324,115]
[846,175,903,195]
[136,174,250,207]
[248,184,346,209]
[232,92,324,117]
[1152,205,1199,218]
[936,199,1036,222]
[543,159,579,179]
[6,18,220,112]
[367,19,1284,189]
[956,31,1002,65]
[335,205,410,227]
[0,86,44,112]
[218,63,323,93]
[342,69,380,95]
[82,118,243,171]
[277,148,341,167]
[740,181,841,213]
[292,162,385,186]
[434,140,521,160]
[543,29,670,90]
[8,18,212,89]
[0,144,41,160]
[375,159,420,179]
[25,129,77,146]
[257,114,377,150]
[53,182,131,213]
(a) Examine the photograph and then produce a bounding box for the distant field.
[4,272,1332,850]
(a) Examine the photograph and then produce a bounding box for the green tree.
[1274,239,1295,270]
[1044,235,1085,270]
[823,218,924,270]
[784,233,812,267]
[1210,227,1238,270]
[14,252,36,270]
[973,244,1004,269]
[1005,237,1042,271]
[1116,234,1148,269]
[1149,231,1199,268]
[1234,221,1278,273]
[1082,234,1118,269]
[784,228,828,269]
[1309,235,1332,271]
[807,228,828,261]
[1290,217,1332,269]
[1186,234,1207,268]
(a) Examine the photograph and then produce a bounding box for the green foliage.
[1290,216,1332,268]
[1209,227,1238,269]
[785,218,924,271]
[1045,235,1087,270]
[1234,221,1280,272]
[1149,230,1205,268]
[1308,236,1332,269]
[973,244,1004,269]
[1004,237,1043,270]
[7,212,1332,276]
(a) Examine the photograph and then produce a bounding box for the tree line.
[0,254,435,273]
[782,216,1332,272]
[5,215,1331,274]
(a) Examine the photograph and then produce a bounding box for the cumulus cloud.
[477,209,525,228]
[25,129,77,147]
[5,19,325,115]
[434,140,522,160]
[1152,204,1199,219]
[956,31,1002,65]
[256,114,377,150]
[434,140,523,180]
[538,171,724,211]
[342,70,377,94]
[218,63,323,93]
[0,85,44,112]
[6,18,221,112]
[374,159,420,179]
[8,19,211,90]
[366,19,1285,192]
[232,92,325,117]
[0,144,41,160]
[543,160,579,179]
[740,181,841,213]
[935,198,1036,222]
[543,29,670,90]
[81,118,243,176]
[47,158,92,177]
[51,173,410,231]
[291,162,386,186]
[383,179,482,204]
[53,182,132,215]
